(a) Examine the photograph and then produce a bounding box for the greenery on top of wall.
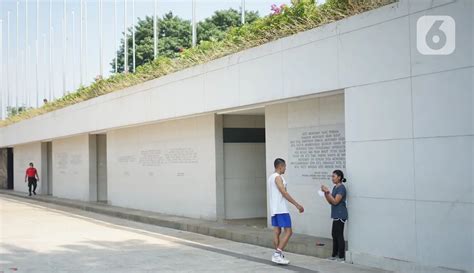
[0,0,395,127]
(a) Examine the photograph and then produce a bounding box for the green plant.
[0,0,395,127]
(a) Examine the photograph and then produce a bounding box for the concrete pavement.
[0,195,390,273]
[0,190,334,259]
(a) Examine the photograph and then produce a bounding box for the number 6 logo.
[417,16,455,55]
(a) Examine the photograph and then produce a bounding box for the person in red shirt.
[24,162,39,196]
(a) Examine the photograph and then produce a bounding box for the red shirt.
[26,167,37,178]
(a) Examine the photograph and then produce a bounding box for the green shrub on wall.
[0,0,395,127]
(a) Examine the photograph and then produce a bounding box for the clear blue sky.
[0,0,308,115]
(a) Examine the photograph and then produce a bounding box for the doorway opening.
[6,148,13,190]
[41,142,53,195]
[0,148,14,190]
[96,134,108,202]
[221,111,267,228]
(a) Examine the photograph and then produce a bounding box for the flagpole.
[16,0,19,109]
[124,0,128,73]
[25,0,28,107]
[72,11,76,89]
[20,49,24,109]
[241,0,245,25]
[6,12,11,114]
[84,0,88,82]
[99,0,103,77]
[43,33,46,103]
[132,0,135,72]
[153,0,157,59]
[63,0,67,95]
[25,0,29,107]
[114,0,118,73]
[49,0,53,101]
[192,0,196,47]
[80,0,83,85]
[36,0,39,107]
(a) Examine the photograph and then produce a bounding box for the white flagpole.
[43,33,46,103]
[49,0,52,101]
[153,0,157,59]
[20,49,24,108]
[80,0,83,85]
[7,12,10,111]
[132,0,135,72]
[84,0,88,82]
[63,0,67,95]
[36,0,39,107]
[16,0,19,109]
[241,0,245,25]
[99,0,103,77]
[72,11,76,89]
[192,0,196,47]
[124,0,128,73]
[114,0,117,73]
[25,0,29,107]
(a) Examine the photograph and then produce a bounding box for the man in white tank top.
[268,158,304,265]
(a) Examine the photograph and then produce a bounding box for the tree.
[111,9,259,73]
[197,9,259,42]
[112,12,192,73]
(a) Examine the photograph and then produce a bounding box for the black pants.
[331,220,345,258]
[28,177,37,194]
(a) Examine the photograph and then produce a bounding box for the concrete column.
[214,114,225,222]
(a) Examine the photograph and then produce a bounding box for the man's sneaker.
[33,191,36,195]
[327,256,338,261]
[28,193,32,196]
[272,253,290,265]
[336,258,346,263]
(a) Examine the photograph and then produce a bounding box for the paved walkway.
[0,195,390,273]
[0,190,333,258]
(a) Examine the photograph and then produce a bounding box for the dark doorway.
[7,148,14,189]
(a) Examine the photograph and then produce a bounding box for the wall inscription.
[288,124,345,184]
[118,147,199,167]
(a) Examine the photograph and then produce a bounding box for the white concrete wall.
[265,94,345,238]
[13,143,43,194]
[345,67,473,273]
[223,115,266,219]
[107,114,218,220]
[52,135,91,201]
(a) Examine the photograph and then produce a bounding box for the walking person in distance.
[25,162,40,196]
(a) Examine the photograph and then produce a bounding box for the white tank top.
[268,172,289,216]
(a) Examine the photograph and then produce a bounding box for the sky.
[0,0,298,118]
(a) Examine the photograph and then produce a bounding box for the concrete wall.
[13,143,43,194]
[52,135,91,201]
[345,66,473,273]
[106,114,218,220]
[265,94,345,238]
[223,115,266,219]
